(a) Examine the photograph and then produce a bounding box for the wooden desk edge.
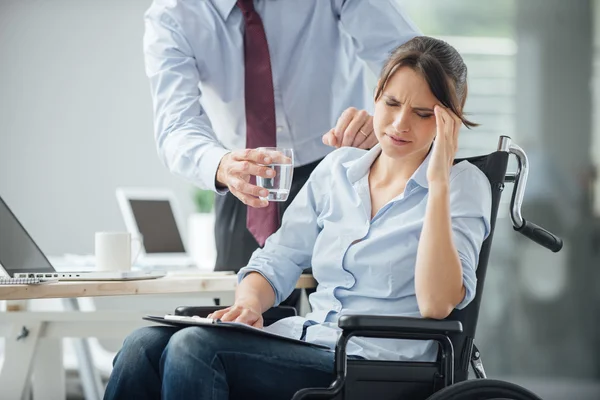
[0,274,317,301]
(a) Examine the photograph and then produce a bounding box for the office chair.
[176,136,563,399]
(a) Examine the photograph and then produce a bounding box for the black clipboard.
[143,315,330,349]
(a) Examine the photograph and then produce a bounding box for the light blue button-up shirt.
[239,145,492,361]
[143,0,420,191]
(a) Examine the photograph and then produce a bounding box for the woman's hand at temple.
[416,105,466,319]
[208,299,265,328]
[322,107,378,150]
[427,105,462,185]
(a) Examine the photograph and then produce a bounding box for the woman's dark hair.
[375,36,477,128]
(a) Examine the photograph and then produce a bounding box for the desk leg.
[62,298,104,400]
[32,339,65,400]
[0,322,43,400]
[299,289,309,317]
[72,337,104,400]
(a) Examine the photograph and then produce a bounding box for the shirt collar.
[344,145,382,184]
[211,0,238,21]
[410,150,431,189]
[343,143,432,189]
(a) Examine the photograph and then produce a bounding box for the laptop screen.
[0,196,56,276]
[128,199,186,254]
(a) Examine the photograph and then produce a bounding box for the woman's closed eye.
[383,95,434,118]
[415,112,434,119]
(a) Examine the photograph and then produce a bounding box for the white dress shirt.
[143,0,420,191]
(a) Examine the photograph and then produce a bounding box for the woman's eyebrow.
[383,94,400,102]
[383,94,434,112]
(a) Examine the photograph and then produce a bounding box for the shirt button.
[276,126,284,133]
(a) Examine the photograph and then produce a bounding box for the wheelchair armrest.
[338,314,462,335]
[323,314,462,391]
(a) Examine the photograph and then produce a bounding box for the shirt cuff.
[455,263,477,310]
[237,266,283,306]
[197,147,231,193]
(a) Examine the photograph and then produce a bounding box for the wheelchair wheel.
[426,379,542,400]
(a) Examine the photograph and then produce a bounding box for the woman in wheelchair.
[104,36,492,400]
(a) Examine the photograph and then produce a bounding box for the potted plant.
[187,188,217,270]
[193,188,216,214]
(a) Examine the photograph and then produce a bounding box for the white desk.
[0,274,316,400]
[0,273,316,301]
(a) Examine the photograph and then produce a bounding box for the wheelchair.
[176,135,563,399]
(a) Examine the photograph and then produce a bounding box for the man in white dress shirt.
[143,0,420,302]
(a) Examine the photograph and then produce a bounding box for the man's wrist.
[215,153,231,188]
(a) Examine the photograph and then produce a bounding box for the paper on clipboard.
[143,315,330,349]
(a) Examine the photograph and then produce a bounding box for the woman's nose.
[392,112,410,133]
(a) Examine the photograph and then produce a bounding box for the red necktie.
[237,0,280,247]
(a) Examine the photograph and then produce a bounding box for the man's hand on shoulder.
[322,107,377,150]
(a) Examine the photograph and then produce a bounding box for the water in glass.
[257,164,294,201]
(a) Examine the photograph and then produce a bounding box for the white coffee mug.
[95,232,142,271]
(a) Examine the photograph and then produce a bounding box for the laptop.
[115,188,195,269]
[0,196,165,281]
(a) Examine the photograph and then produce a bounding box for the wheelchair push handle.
[514,219,563,252]
[498,135,564,253]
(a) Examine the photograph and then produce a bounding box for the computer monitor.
[115,188,188,258]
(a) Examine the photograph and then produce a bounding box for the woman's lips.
[386,134,411,146]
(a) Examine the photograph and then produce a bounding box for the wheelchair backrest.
[447,151,509,381]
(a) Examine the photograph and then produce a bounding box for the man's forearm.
[414,184,464,319]
[235,272,276,313]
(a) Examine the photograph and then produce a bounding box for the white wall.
[0,0,196,256]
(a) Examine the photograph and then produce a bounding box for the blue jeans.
[103,326,337,400]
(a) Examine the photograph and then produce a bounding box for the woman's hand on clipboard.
[208,300,264,329]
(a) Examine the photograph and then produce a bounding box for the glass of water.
[256,147,294,202]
